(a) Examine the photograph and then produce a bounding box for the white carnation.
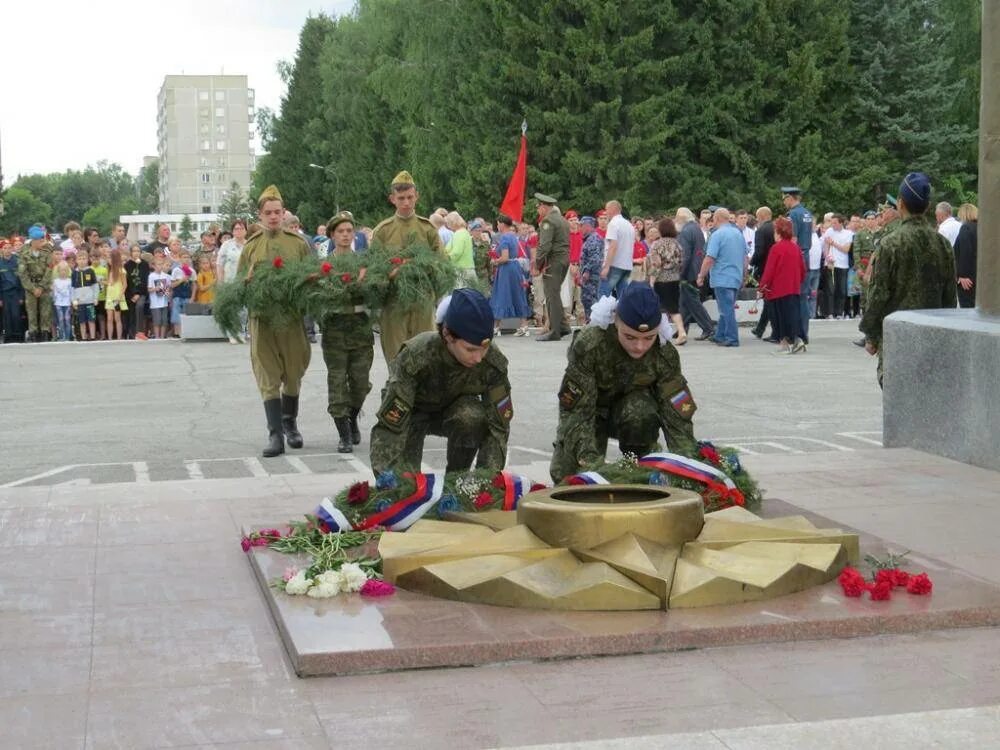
[339,562,369,593]
[285,570,313,595]
[316,569,345,592]
[306,581,341,598]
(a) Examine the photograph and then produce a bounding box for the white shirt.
[53,277,73,306]
[437,226,454,248]
[809,232,824,270]
[605,214,636,270]
[217,239,244,282]
[823,227,853,269]
[938,216,961,247]
[148,271,171,308]
[741,226,755,257]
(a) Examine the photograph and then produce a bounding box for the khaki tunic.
[238,228,312,400]
[372,214,443,362]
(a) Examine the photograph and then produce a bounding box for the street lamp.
[308,163,340,215]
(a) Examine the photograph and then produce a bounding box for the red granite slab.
[246,499,1000,676]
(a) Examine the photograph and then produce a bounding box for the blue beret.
[444,288,494,345]
[27,226,46,240]
[580,216,596,227]
[899,172,931,212]
[616,282,662,332]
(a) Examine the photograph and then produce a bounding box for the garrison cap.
[780,186,803,196]
[391,170,415,188]
[257,185,283,207]
[325,211,355,235]
[444,288,495,346]
[564,210,579,219]
[27,225,46,240]
[533,192,558,205]
[899,172,931,213]
[616,282,662,332]
[881,195,898,211]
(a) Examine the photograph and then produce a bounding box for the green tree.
[179,214,194,242]
[138,160,160,213]
[218,182,255,228]
[0,187,53,235]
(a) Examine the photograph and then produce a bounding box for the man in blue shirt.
[696,208,746,347]
[782,186,814,344]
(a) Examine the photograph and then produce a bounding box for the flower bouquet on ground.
[838,551,933,601]
[364,240,457,310]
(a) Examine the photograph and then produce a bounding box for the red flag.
[499,122,528,223]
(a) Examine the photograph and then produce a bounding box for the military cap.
[533,192,558,205]
[391,170,415,188]
[881,195,898,211]
[325,210,355,235]
[27,225,46,240]
[863,210,877,219]
[780,186,803,196]
[444,288,495,346]
[899,172,931,213]
[257,184,283,207]
[707,204,722,213]
[616,282,662,332]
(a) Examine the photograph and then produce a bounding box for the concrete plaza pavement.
[4,321,1000,748]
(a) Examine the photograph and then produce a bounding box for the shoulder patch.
[377,395,411,432]
[669,387,696,418]
[558,377,583,410]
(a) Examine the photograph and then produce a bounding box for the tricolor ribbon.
[567,471,610,485]
[638,452,745,506]
[316,472,446,533]
[500,472,533,510]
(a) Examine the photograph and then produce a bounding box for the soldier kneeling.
[370,288,513,476]
[550,282,698,483]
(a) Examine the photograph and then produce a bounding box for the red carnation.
[474,491,494,508]
[838,567,866,598]
[346,481,370,505]
[698,445,721,464]
[530,483,547,492]
[320,261,332,275]
[869,579,893,601]
[272,256,284,269]
[906,572,933,595]
[492,473,506,489]
[360,579,395,597]
[390,256,404,265]
[340,272,353,283]
[891,569,911,587]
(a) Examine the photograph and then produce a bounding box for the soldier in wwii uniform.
[550,282,698,483]
[321,211,375,454]
[370,288,512,476]
[237,185,312,457]
[17,225,54,342]
[533,193,572,341]
[860,172,957,388]
[371,170,443,363]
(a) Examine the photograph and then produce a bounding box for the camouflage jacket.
[17,246,53,292]
[859,215,957,347]
[555,326,697,462]
[370,331,512,474]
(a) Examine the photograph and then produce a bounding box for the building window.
[217,157,226,167]
[200,157,209,167]
[202,205,211,214]
[215,91,224,101]
[216,140,226,151]
[202,190,211,201]
[216,123,225,135]
[201,140,210,151]
[201,173,210,183]
[215,107,224,117]
[217,173,226,182]
[170,223,177,231]
[199,107,209,118]
[199,123,209,135]
[199,91,209,101]
[248,106,255,118]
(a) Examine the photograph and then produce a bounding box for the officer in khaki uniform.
[17,225,54,342]
[550,282,698,482]
[370,288,512,476]
[371,170,443,362]
[532,193,571,341]
[321,211,375,453]
[237,185,312,457]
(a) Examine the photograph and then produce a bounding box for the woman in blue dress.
[489,214,530,336]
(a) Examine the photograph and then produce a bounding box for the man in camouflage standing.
[851,210,879,347]
[860,173,957,387]
[371,170,443,363]
[549,282,699,482]
[17,225,53,342]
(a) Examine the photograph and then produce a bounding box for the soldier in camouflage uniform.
[320,212,374,453]
[370,288,512,476]
[578,216,604,322]
[851,210,879,347]
[17,225,54,342]
[550,282,698,483]
[238,185,313,457]
[860,173,957,388]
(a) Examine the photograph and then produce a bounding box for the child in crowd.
[170,250,195,336]
[194,255,216,304]
[52,261,74,341]
[125,244,150,340]
[92,240,111,340]
[147,257,172,339]
[104,248,128,340]
[72,250,99,341]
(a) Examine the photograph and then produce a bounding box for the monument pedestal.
[883,309,1000,470]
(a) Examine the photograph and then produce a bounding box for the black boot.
[349,407,362,445]
[281,394,304,449]
[263,399,285,457]
[334,417,353,453]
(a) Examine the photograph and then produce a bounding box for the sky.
[1,0,355,180]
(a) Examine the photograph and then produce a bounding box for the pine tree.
[179,215,194,242]
[218,182,254,229]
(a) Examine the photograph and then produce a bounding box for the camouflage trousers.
[550,389,660,482]
[395,396,498,473]
[321,323,374,419]
[25,292,52,335]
